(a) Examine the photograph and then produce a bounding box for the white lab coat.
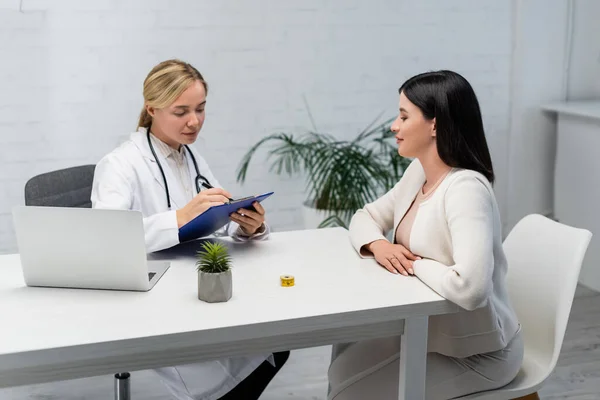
[91,128,272,400]
[92,128,270,253]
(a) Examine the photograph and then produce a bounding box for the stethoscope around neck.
[146,128,213,209]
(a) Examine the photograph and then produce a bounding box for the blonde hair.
[137,59,208,129]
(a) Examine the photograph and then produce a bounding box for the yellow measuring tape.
[280,275,295,287]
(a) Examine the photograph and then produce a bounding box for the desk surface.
[0,227,456,386]
[541,100,600,120]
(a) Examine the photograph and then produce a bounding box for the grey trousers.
[328,330,523,400]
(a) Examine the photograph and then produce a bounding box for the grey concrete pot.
[198,270,232,303]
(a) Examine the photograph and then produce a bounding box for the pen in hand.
[201,181,234,202]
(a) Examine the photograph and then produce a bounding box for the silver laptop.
[12,206,170,292]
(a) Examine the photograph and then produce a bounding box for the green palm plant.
[196,242,232,274]
[236,115,411,228]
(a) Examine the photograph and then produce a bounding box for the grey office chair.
[24,164,132,400]
[24,165,96,207]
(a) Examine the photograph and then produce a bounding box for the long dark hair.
[399,70,495,184]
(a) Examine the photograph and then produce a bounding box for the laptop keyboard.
[148,272,156,281]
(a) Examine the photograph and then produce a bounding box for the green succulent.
[195,242,232,274]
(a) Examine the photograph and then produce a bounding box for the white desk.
[0,227,457,399]
[542,101,600,291]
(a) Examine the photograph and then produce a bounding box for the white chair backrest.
[503,214,592,370]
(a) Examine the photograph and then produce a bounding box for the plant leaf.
[196,242,232,273]
[235,114,411,227]
[318,214,348,229]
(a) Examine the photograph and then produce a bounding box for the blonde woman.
[91,59,289,399]
[328,71,523,399]
[92,59,269,253]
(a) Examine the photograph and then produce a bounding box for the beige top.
[395,170,450,249]
[149,132,195,202]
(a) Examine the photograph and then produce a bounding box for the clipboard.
[178,192,274,243]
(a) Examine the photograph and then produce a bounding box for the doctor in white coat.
[91,59,289,400]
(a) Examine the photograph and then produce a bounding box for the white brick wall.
[0,0,514,253]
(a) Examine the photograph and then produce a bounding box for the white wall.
[505,0,570,229]
[505,0,600,231]
[567,0,600,99]
[0,0,514,253]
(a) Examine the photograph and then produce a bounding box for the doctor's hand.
[366,240,421,276]
[229,201,266,236]
[176,188,232,228]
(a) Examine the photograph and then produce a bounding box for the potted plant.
[196,241,233,303]
[236,115,411,228]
